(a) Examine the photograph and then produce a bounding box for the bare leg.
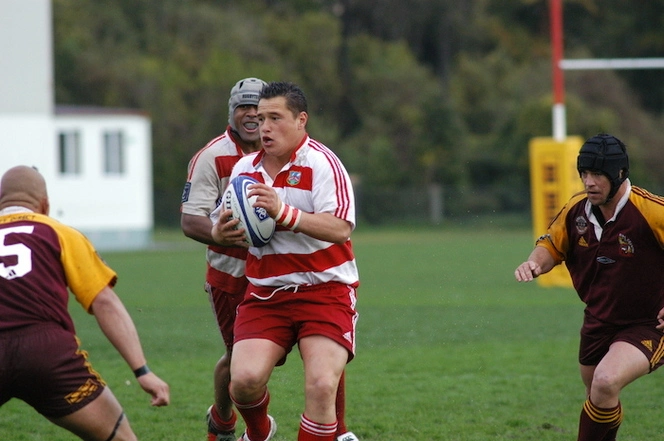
[49,387,136,441]
[214,352,233,420]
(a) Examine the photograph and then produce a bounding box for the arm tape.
[275,203,302,230]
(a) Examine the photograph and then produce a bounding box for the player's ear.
[298,112,308,130]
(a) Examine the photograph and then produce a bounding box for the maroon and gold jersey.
[537,183,664,326]
[0,209,117,333]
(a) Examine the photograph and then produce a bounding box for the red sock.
[335,370,347,435]
[577,398,622,441]
[209,405,237,432]
[298,414,337,441]
[231,388,271,441]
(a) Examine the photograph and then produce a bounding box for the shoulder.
[628,185,664,220]
[37,215,92,245]
[192,132,236,160]
[299,138,347,172]
[630,186,664,206]
[628,186,664,247]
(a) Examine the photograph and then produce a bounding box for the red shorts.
[0,323,106,418]
[206,282,247,350]
[234,282,358,361]
[580,314,664,372]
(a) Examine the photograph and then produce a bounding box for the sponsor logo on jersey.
[181,182,191,203]
[343,331,353,343]
[596,256,616,265]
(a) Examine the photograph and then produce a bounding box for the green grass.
[3,227,664,440]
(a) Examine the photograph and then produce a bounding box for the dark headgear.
[577,134,629,200]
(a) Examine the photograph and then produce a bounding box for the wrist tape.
[133,365,151,378]
[275,203,302,230]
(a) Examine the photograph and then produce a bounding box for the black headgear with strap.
[577,133,629,200]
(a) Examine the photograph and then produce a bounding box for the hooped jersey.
[0,208,117,333]
[181,128,248,293]
[537,182,664,326]
[228,135,359,288]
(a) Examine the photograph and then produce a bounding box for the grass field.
[3,226,664,440]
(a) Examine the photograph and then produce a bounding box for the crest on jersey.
[618,233,634,256]
[575,216,588,235]
[287,171,302,186]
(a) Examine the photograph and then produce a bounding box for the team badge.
[618,233,634,256]
[181,182,191,203]
[575,216,588,235]
[287,171,302,186]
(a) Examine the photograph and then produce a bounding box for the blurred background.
[41,0,664,227]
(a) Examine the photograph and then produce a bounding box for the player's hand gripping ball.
[223,176,276,247]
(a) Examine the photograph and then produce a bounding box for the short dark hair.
[260,81,308,117]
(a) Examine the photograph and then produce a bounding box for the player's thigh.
[49,388,135,441]
[594,341,650,388]
[299,335,347,387]
[231,338,285,385]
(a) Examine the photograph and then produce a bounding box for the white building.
[0,0,153,250]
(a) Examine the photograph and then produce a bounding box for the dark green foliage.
[52,0,664,225]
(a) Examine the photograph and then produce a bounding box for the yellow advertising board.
[528,136,584,287]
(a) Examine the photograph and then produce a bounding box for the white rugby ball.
[223,176,275,247]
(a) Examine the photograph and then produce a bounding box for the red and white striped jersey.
[181,128,248,293]
[230,135,359,288]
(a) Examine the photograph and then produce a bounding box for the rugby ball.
[223,176,275,247]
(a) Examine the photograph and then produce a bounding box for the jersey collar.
[0,206,34,216]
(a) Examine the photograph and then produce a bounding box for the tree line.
[53,0,664,225]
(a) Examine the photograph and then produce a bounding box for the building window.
[58,131,81,175]
[104,131,125,175]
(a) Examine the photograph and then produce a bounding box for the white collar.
[0,206,34,216]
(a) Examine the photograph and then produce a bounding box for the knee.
[229,369,268,401]
[591,370,621,397]
[305,375,338,401]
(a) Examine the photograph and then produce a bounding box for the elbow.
[331,224,353,244]
[180,216,197,240]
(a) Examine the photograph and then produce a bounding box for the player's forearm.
[293,212,352,244]
[527,246,557,274]
[91,286,148,371]
[181,213,215,245]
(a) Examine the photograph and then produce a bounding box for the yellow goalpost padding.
[528,136,584,287]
